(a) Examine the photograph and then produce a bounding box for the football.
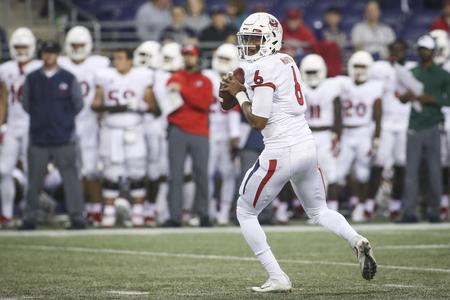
[219,67,245,110]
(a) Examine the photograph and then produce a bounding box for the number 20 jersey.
[0,60,42,131]
[240,53,312,149]
[338,76,384,127]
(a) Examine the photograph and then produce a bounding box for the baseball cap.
[286,8,302,19]
[181,44,200,56]
[40,40,61,53]
[416,35,435,50]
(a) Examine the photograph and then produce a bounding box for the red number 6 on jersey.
[291,66,303,105]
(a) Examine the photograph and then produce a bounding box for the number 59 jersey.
[338,76,384,127]
[240,53,312,149]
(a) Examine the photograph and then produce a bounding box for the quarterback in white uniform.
[203,43,240,225]
[58,26,110,225]
[0,28,41,225]
[300,53,342,211]
[336,51,383,221]
[221,13,376,292]
[92,48,156,227]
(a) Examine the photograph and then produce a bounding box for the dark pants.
[402,126,441,220]
[24,143,85,224]
[167,125,209,222]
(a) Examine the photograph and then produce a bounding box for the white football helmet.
[430,29,450,65]
[212,43,239,75]
[9,27,36,63]
[65,26,93,61]
[237,12,283,62]
[160,42,184,72]
[300,54,327,88]
[134,41,161,69]
[348,51,374,83]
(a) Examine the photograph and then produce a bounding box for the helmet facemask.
[237,32,273,62]
[69,43,89,61]
[13,45,32,63]
[350,64,370,83]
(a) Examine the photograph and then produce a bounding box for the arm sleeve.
[395,63,424,96]
[71,78,84,114]
[228,110,241,139]
[21,77,30,113]
[251,86,274,118]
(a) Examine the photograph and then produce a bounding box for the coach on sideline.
[165,44,213,227]
[20,40,86,230]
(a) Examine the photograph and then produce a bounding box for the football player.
[203,43,240,225]
[301,53,342,211]
[221,13,376,292]
[58,26,110,226]
[92,48,156,227]
[133,41,163,226]
[336,51,383,222]
[0,28,41,226]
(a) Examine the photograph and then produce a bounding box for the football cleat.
[251,273,292,293]
[354,236,377,280]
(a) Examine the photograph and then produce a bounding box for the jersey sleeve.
[251,85,274,118]
[94,69,109,88]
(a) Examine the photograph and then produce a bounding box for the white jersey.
[153,69,172,129]
[338,76,383,127]
[303,78,341,128]
[58,55,110,122]
[95,66,153,127]
[0,60,42,131]
[203,69,240,141]
[440,61,450,130]
[371,61,410,129]
[241,53,312,149]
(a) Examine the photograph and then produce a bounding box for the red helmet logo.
[269,18,278,28]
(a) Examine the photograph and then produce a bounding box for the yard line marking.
[106,291,149,296]
[1,223,450,237]
[382,284,419,288]
[378,244,450,250]
[6,244,450,274]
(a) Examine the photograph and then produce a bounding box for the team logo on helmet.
[269,18,279,28]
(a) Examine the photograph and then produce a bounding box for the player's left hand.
[221,76,245,97]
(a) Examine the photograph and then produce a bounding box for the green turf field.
[1,224,449,299]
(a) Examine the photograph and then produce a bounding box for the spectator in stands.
[20,41,86,230]
[135,0,171,41]
[160,5,197,45]
[226,0,246,29]
[319,6,348,51]
[430,0,450,32]
[400,35,450,223]
[281,8,317,58]
[185,0,210,35]
[165,45,213,227]
[199,7,237,45]
[351,0,396,59]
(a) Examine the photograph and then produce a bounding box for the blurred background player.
[336,51,383,222]
[133,40,163,226]
[203,43,240,225]
[0,28,41,227]
[92,48,156,227]
[58,26,110,226]
[301,53,342,211]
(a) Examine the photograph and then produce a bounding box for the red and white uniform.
[0,59,42,175]
[237,53,332,219]
[95,66,153,182]
[203,69,240,214]
[440,62,450,166]
[303,77,341,184]
[336,76,384,183]
[58,55,109,177]
[370,61,410,169]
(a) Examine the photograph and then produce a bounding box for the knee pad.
[102,179,119,198]
[129,177,146,198]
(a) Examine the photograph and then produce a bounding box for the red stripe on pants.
[253,159,277,208]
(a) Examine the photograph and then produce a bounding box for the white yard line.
[106,291,149,296]
[382,284,420,288]
[0,223,450,237]
[5,244,450,274]
[378,244,450,250]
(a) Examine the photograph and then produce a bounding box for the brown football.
[219,67,245,110]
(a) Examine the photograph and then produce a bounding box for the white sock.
[103,204,115,216]
[237,205,284,279]
[349,196,359,207]
[327,200,339,211]
[389,199,402,212]
[313,206,359,246]
[365,199,376,213]
[132,203,144,216]
[1,175,15,219]
[143,201,156,217]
